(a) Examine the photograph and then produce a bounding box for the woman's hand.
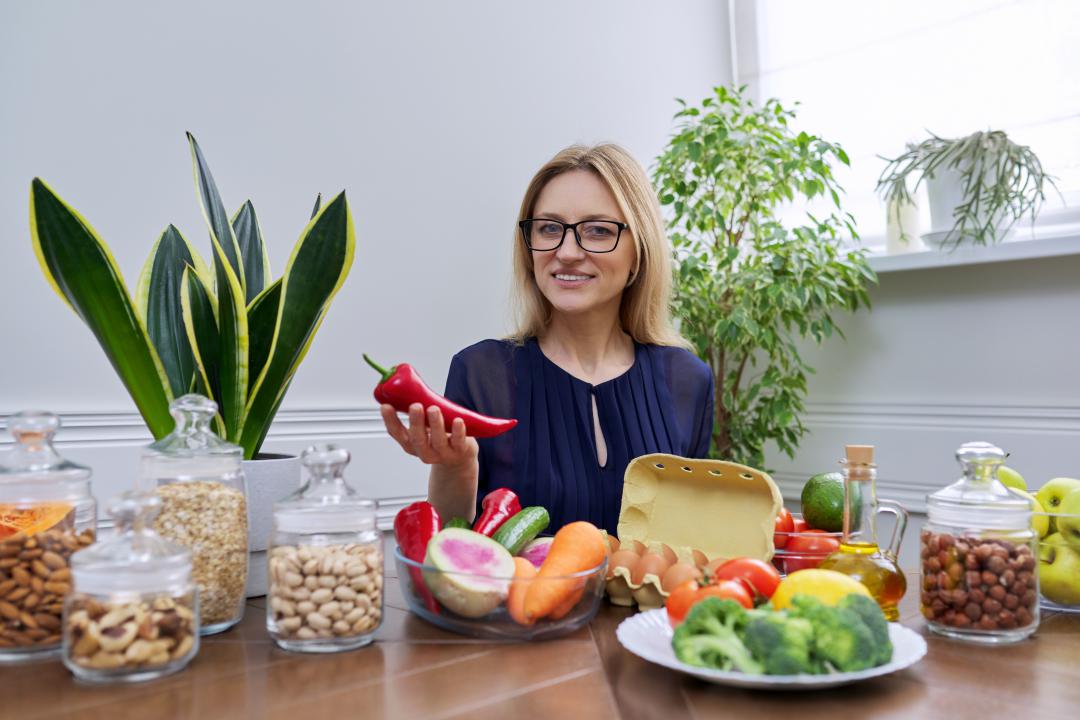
[381,403,479,468]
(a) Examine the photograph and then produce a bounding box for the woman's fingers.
[381,404,416,455]
[427,407,449,454]
[406,403,429,456]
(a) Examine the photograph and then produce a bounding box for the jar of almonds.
[922,442,1039,643]
[268,444,382,653]
[141,395,248,635]
[63,491,199,683]
[0,411,97,663]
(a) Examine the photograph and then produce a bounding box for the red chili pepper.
[472,488,521,537]
[364,354,518,438]
[394,501,442,614]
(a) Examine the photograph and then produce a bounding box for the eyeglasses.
[519,218,627,253]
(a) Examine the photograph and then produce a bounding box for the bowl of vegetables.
[393,492,609,640]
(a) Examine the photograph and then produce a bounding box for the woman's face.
[528,169,636,319]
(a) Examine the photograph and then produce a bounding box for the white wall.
[0,1,732,517]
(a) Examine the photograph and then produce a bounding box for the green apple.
[1056,488,1080,551]
[1039,532,1080,606]
[1010,489,1050,538]
[1035,477,1080,513]
[998,466,1027,492]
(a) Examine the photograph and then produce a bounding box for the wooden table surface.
[4,567,1079,720]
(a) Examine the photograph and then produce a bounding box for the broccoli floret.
[838,594,893,666]
[788,594,877,672]
[742,612,818,675]
[671,598,763,674]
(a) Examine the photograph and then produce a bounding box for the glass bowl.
[1034,512,1080,613]
[772,513,843,576]
[393,546,607,640]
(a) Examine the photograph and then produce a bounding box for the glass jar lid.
[0,410,91,503]
[71,491,192,595]
[927,441,1031,530]
[274,444,375,534]
[141,395,242,484]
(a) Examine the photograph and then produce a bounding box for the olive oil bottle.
[818,445,909,620]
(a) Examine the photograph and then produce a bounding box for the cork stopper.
[845,445,875,465]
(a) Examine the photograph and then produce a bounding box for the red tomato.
[774,507,794,549]
[693,579,754,609]
[665,580,700,626]
[712,558,782,600]
[784,530,840,573]
[792,516,810,533]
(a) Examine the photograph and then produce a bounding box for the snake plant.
[30,133,355,458]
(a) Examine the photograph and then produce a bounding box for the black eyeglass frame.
[518,218,629,254]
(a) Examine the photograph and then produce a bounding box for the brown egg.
[626,539,647,556]
[691,548,709,569]
[606,535,621,555]
[661,562,704,593]
[656,543,678,566]
[607,549,641,580]
[632,552,672,585]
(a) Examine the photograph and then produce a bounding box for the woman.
[380,144,714,534]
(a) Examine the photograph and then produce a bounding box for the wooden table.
[4,569,1079,719]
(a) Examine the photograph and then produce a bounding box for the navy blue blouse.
[443,337,714,535]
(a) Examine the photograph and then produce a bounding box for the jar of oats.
[141,394,248,635]
[268,444,382,653]
[0,411,97,663]
[63,491,199,683]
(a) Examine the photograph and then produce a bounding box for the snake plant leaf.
[209,232,249,443]
[180,266,222,424]
[232,200,271,303]
[132,225,202,398]
[247,278,282,384]
[310,193,322,219]
[239,191,355,456]
[187,132,246,293]
[29,178,174,438]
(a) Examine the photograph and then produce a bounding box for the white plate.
[616,608,927,690]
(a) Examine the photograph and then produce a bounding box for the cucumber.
[445,517,470,529]
[492,506,550,555]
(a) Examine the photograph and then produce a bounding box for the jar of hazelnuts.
[922,442,1039,644]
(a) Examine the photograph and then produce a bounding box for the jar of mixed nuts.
[921,442,1039,643]
[268,444,382,653]
[0,411,96,662]
[141,395,248,635]
[63,492,199,683]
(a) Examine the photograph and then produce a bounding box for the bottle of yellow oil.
[818,445,909,621]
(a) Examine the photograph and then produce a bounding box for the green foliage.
[31,134,355,459]
[876,130,1056,249]
[653,86,875,468]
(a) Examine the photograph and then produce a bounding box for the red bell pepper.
[472,488,521,537]
[363,354,518,438]
[394,501,442,614]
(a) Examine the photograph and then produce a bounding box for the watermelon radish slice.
[423,528,515,617]
[519,536,554,568]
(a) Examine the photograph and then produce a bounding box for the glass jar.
[140,394,248,635]
[63,491,199,683]
[921,441,1039,643]
[267,444,382,653]
[0,411,97,662]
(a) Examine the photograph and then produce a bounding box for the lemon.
[771,569,872,610]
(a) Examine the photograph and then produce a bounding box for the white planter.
[242,453,301,597]
[885,196,924,255]
[923,164,1005,248]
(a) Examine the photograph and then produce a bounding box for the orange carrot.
[524,521,606,620]
[508,557,538,626]
[548,582,586,620]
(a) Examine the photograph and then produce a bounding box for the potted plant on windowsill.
[654,86,875,469]
[29,133,356,595]
[876,129,1055,250]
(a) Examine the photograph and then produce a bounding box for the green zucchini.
[492,506,550,555]
[445,517,470,530]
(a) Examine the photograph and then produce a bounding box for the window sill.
[866,224,1080,274]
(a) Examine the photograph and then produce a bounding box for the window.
[734,0,1080,246]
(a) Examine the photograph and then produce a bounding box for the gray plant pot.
[242,453,301,597]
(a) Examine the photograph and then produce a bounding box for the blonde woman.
[380,144,714,533]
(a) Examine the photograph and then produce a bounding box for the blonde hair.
[509,144,690,349]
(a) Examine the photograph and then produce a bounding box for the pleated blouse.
[443,337,715,535]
